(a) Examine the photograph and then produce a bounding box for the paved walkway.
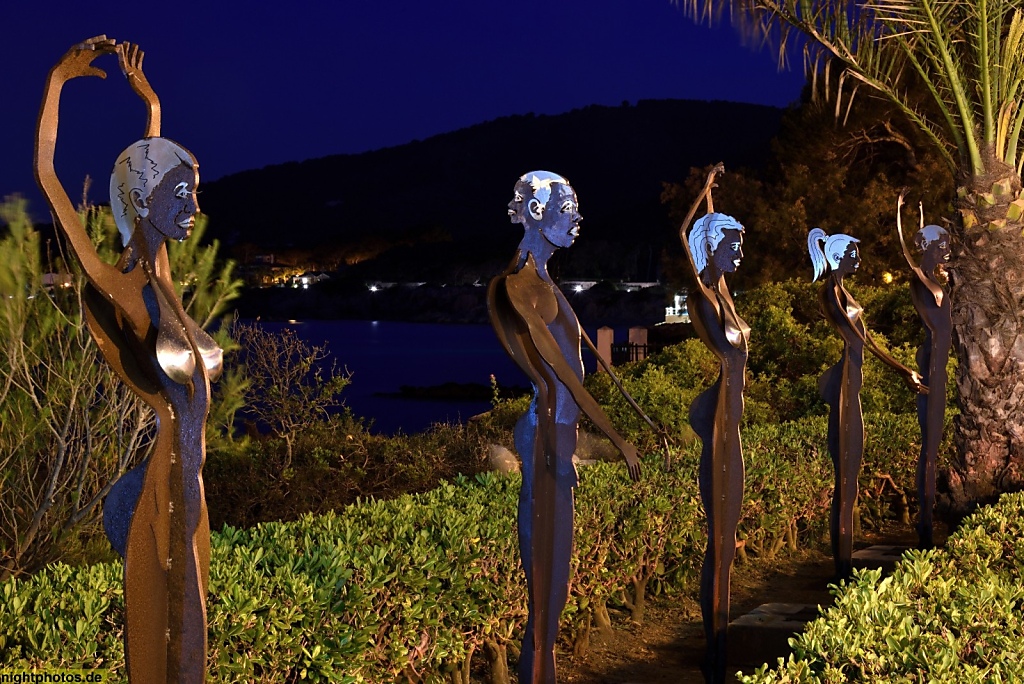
[558,519,949,683]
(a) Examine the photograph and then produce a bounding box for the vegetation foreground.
[2,412,957,683]
[741,491,1024,683]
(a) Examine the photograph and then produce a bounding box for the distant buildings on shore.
[664,292,690,324]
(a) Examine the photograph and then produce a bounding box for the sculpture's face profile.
[508,187,526,224]
[835,243,860,277]
[919,230,950,278]
[712,228,743,275]
[534,183,581,249]
[144,164,200,241]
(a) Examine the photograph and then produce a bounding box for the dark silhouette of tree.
[663,91,952,290]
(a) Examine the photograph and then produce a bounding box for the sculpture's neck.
[701,262,722,288]
[517,231,556,278]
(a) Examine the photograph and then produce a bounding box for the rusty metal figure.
[897,194,951,549]
[808,228,927,578]
[676,165,748,684]
[35,37,220,682]
[488,171,642,684]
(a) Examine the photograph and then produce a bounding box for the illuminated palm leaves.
[676,0,1024,176]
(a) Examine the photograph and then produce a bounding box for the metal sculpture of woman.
[808,228,926,578]
[35,37,221,683]
[676,165,748,684]
[488,171,642,684]
[897,194,951,549]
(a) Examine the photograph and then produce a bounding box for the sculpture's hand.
[704,163,725,190]
[621,443,642,482]
[702,163,724,213]
[904,369,930,395]
[54,36,116,81]
[117,42,157,103]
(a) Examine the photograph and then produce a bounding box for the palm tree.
[677,0,1024,516]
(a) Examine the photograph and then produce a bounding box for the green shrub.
[2,410,935,682]
[204,415,491,530]
[584,338,709,453]
[232,320,351,469]
[740,491,1024,683]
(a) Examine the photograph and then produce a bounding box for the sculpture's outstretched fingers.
[56,36,116,80]
[116,41,161,137]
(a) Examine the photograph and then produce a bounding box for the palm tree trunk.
[946,156,1024,517]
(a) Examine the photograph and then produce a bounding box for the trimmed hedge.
[0,412,934,682]
[204,417,494,530]
[740,491,1024,683]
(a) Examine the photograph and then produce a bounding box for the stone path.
[556,519,948,683]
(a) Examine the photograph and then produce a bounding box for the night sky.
[2,1,806,221]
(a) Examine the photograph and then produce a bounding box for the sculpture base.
[728,603,820,666]
[852,545,910,575]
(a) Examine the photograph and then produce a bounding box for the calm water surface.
[253,320,611,434]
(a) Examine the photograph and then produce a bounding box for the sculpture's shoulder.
[910,270,949,312]
[504,258,559,325]
[818,279,860,318]
[819,279,868,346]
[486,269,516,324]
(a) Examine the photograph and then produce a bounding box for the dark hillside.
[200,99,786,267]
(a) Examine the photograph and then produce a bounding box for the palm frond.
[998,10,1024,166]
[675,0,1024,175]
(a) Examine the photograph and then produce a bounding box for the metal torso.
[487,256,580,684]
[83,249,214,684]
[909,271,951,548]
[687,275,748,684]
[818,275,866,578]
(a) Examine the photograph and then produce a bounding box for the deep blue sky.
[2,1,806,220]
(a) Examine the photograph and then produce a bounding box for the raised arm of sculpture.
[118,42,161,137]
[897,191,945,307]
[678,163,725,303]
[34,36,125,296]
